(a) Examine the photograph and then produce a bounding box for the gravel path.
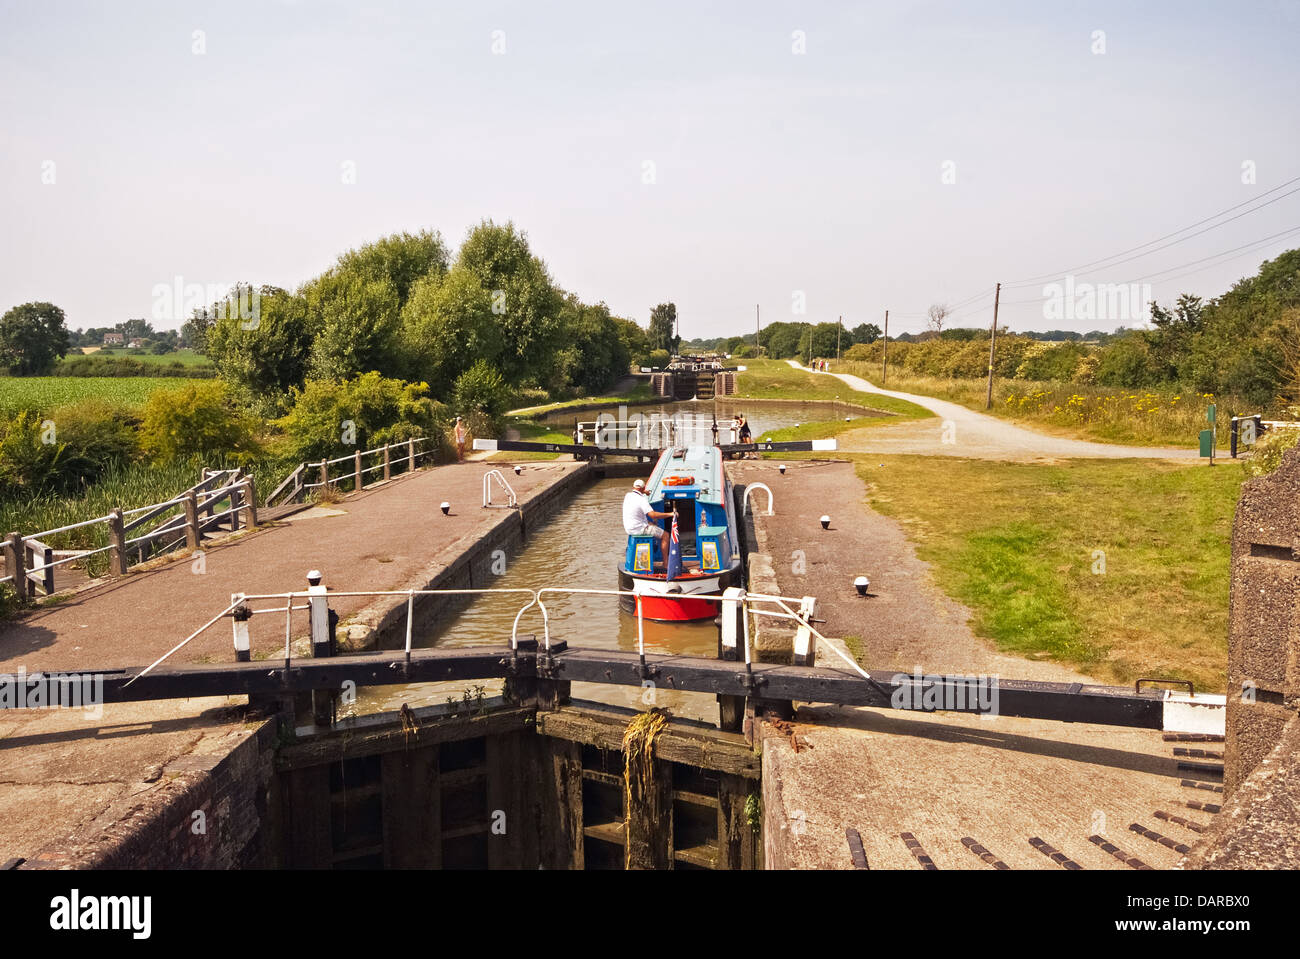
[786,360,1198,461]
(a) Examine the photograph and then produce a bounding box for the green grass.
[508,381,653,417]
[736,358,930,417]
[761,412,927,444]
[488,418,575,461]
[859,454,1244,690]
[85,348,213,366]
[0,377,202,417]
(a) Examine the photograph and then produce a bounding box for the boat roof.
[646,445,726,506]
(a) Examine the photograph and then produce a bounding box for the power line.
[1003,178,1300,287]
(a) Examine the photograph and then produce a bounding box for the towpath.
[732,460,1208,869]
[785,360,1198,461]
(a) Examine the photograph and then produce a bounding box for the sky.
[2,0,1298,339]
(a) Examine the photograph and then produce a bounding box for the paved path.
[0,458,585,864]
[0,461,582,673]
[787,360,1198,461]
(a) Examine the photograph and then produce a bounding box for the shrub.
[1244,412,1300,477]
[139,380,261,463]
[275,372,445,463]
[452,360,511,429]
[0,411,69,494]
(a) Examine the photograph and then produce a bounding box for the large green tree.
[399,267,504,397]
[454,221,563,385]
[647,302,678,354]
[206,286,313,398]
[0,301,71,374]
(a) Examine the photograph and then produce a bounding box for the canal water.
[352,399,845,724]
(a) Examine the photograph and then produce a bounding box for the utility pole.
[755,304,760,353]
[985,282,1001,410]
[837,315,842,364]
[882,310,889,385]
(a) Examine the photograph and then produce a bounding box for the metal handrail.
[482,469,518,508]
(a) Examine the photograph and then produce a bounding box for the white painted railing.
[482,469,518,508]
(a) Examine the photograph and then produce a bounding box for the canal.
[352,398,849,724]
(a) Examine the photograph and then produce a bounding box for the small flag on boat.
[666,509,682,581]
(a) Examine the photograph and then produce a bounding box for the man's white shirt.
[623,491,652,534]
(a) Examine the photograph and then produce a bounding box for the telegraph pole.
[837,315,842,363]
[985,283,1001,409]
[755,304,760,352]
[882,310,889,385]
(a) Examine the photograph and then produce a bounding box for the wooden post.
[107,509,127,575]
[183,491,200,549]
[882,309,889,384]
[625,754,672,870]
[383,443,391,481]
[4,532,27,601]
[354,449,363,491]
[228,484,241,532]
[242,478,258,529]
[319,460,329,495]
[985,282,1000,410]
[26,540,53,597]
[408,438,416,472]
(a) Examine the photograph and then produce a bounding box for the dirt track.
[786,360,1198,461]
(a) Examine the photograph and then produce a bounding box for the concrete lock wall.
[1186,446,1300,868]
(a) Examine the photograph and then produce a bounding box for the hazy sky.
[2,0,1298,339]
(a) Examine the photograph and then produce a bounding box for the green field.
[0,377,200,417]
[859,454,1244,690]
[83,348,213,367]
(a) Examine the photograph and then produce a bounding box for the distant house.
[103,332,124,345]
[127,338,145,349]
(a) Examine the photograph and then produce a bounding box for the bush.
[452,360,511,429]
[275,372,445,463]
[647,349,670,369]
[0,411,69,494]
[1244,413,1300,477]
[139,380,261,463]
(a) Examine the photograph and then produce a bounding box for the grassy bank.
[507,381,653,417]
[488,418,575,461]
[858,454,1243,690]
[736,359,928,417]
[835,361,1237,448]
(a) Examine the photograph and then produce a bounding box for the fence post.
[228,483,242,532]
[27,540,53,596]
[4,532,27,601]
[408,438,416,472]
[242,478,258,529]
[383,443,391,481]
[320,460,329,496]
[107,509,127,575]
[717,587,745,733]
[183,491,201,549]
[354,450,363,492]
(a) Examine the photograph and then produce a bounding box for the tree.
[454,220,563,385]
[850,323,882,345]
[0,302,71,375]
[275,372,444,462]
[399,267,504,397]
[648,303,678,354]
[926,304,950,336]
[206,286,313,398]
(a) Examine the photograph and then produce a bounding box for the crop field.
[0,377,195,417]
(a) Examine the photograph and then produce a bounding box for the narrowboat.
[618,444,742,621]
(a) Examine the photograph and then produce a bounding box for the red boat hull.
[634,593,719,622]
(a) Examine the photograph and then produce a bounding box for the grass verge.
[857,453,1244,690]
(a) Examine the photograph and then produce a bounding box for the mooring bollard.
[307,569,339,727]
